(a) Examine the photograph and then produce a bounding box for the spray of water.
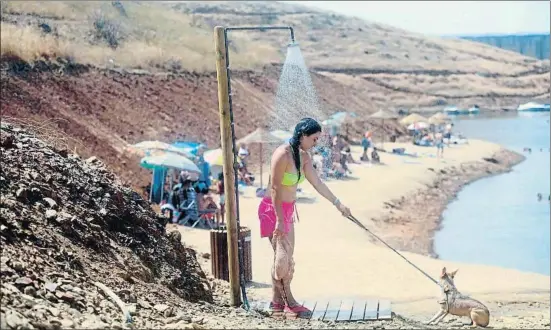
[265,42,333,162]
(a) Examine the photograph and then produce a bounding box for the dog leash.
[347,215,442,287]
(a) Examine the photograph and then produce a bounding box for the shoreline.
[372,147,526,258]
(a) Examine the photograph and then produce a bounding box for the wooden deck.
[252,299,392,322]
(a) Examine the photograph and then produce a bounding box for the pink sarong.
[257,197,295,238]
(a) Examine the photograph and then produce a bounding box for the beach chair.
[178,198,218,229]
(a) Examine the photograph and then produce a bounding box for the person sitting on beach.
[258,117,351,318]
[344,146,360,165]
[217,173,225,224]
[238,143,250,172]
[371,148,380,163]
[237,158,255,185]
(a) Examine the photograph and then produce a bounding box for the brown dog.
[426,267,490,327]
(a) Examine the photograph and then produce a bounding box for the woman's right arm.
[270,148,287,231]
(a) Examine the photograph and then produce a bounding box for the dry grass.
[0,22,74,62]
[0,1,280,71]
[1,115,82,152]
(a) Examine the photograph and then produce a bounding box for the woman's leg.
[280,224,300,306]
[268,235,285,306]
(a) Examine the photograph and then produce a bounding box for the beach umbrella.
[330,111,357,124]
[407,122,429,130]
[203,148,224,166]
[370,109,400,120]
[428,112,451,125]
[237,127,284,145]
[128,140,194,158]
[140,153,201,173]
[400,113,429,126]
[369,109,399,147]
[330,111,357,139]
[237,127,285,189]
[171,141,207,157]
[270,129,293,142]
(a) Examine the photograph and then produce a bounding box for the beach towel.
[273,234,293,281]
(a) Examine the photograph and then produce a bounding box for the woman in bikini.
[258,118,352,318]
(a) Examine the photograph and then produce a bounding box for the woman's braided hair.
[288,118,322,182]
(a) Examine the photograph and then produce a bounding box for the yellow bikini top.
[282,171,305,186]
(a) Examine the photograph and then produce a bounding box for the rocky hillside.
[460,34,550,60]
[0,122,213,328]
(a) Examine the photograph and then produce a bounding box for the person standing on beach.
[258,117,352,318]
[435,131,444,159]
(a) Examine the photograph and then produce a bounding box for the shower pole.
[214,25,295,308]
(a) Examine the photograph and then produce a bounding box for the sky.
[284,1,551,36]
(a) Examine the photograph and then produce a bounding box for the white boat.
[444,106,460,114]
[517,102,550,112]
[468,106,480,114]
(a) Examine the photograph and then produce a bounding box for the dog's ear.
[450,269,458,278]
[441,267,447,278]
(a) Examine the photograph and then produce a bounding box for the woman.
[257,118,352,317]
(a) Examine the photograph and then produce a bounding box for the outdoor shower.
[213,25,296,308]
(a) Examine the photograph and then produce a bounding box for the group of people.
[310,133,371,179]
[412,123,454,158]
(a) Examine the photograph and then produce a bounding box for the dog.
[427,267,490,327]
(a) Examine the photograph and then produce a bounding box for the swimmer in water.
[537,193,542,201]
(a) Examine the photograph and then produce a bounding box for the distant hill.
[459,34,550,60]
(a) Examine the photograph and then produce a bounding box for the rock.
[15,276,33,286]
[5,310,30,329]
[48,307,61,317]
[111,321,123,329]
[85,156,98,164]
[23,286,37,296]
[16,187,28,202]
[154,304,170,313]
[137,299,152,309]
[45,292,57,302]
[164,306,174,318]
[81,315,108,329]
[61,319,75,328]
[45,209,58,221]
[127,303,137,316]
[44,282,58,292]
[43,197,58,209]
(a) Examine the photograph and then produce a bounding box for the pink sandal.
[284,304,312,318]
[269,301,285,312]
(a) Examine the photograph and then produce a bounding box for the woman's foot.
[269,301,285,313]
[284,304,312,318]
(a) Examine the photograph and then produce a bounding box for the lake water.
[433,112,550,275]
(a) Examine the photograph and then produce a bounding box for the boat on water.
[517,102,550,112]
[444,105,480,115]
[444,106,460,115]
[468,106,480,114]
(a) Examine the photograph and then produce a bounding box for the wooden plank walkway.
[252,299,392,322]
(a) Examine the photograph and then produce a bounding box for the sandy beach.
[174,139,550,328]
